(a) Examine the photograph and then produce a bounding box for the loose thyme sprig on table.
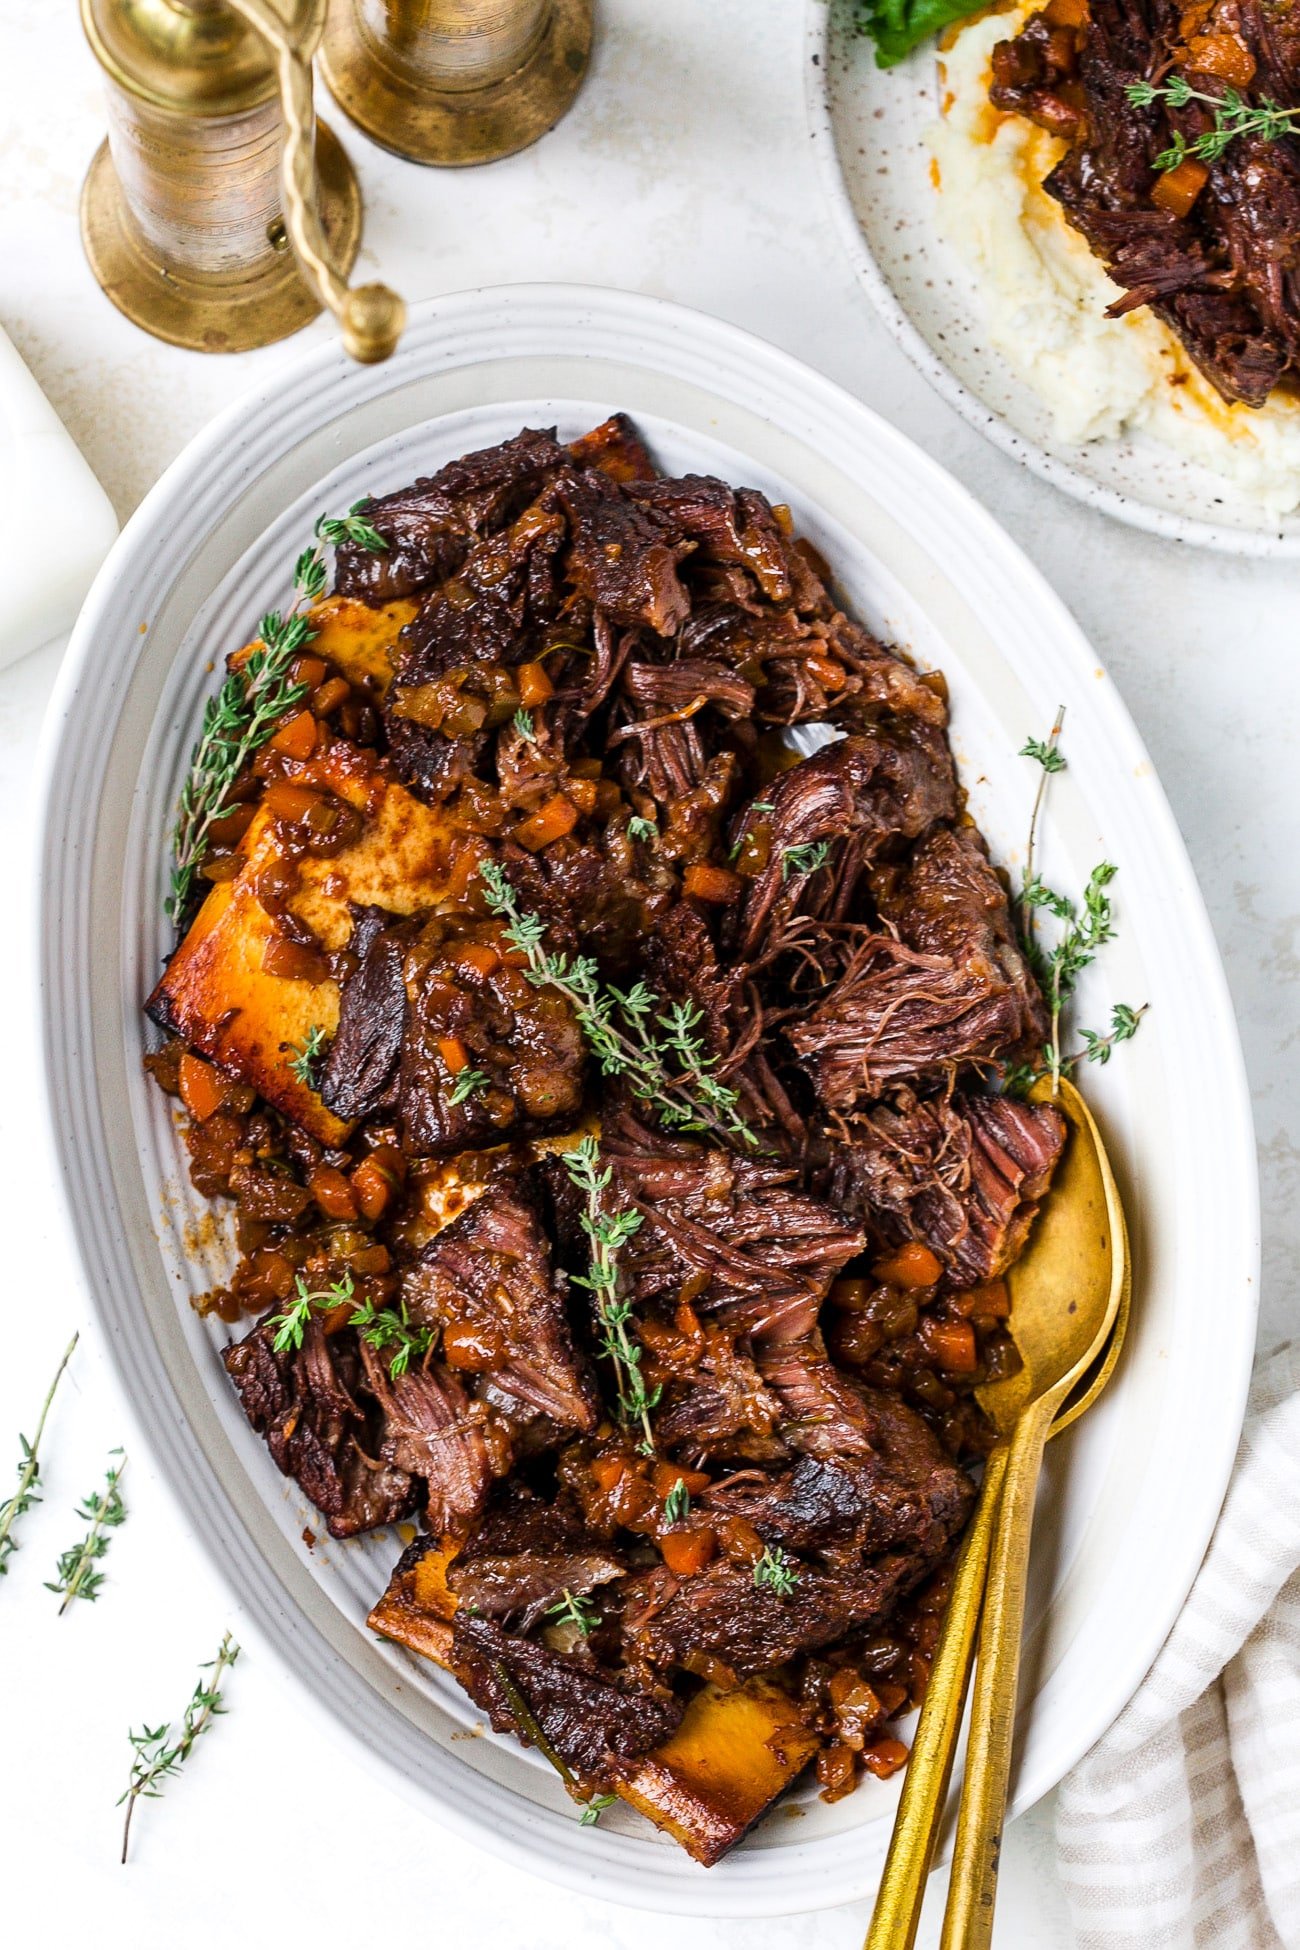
[1012,721,1148,1092]
[1126,75,1300,170]
[563,1136,658,1453]
[478,858,759,1151]
[47,1447,127,1613]
[167,503,388,923]
[119,1632,240,1864]
[0,1332,78,1580]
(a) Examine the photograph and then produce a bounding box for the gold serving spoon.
[864,1074,1130,1950]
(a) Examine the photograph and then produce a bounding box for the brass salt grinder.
[80,0,406,359]
[318,1,593,168]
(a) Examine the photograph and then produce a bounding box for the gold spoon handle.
[863,1443,1010,1950]
[939,1391,1058,1950]
[223,0,406,363]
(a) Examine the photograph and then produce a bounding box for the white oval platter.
[807,0,1300,556]
[35,283,1257,1915]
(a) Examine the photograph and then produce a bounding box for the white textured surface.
[0,1,1295,1945]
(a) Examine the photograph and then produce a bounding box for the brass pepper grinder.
[320,0,592,167]
[80,0,405,360]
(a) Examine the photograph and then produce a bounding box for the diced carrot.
[178,1050,226,1122]
[311,676,351,718]
[515,794,579,851]
[1044,0,1088,22]
[873,1241,943,1289]
[830,1277,872,1312]
[350,1155,394,1223]
[805,654,847,692]
[952,1278,1011,1321]
[683,862,743,904]
[652,1462,710,1499]
[862,1736,909,1781]
[437,1036,469,1076]
[442,1320,502,1370]
[921,1316,979,1374]
[349,1244,391,1276]
[454,942,501,980]
[1184,30,1255,84]
[516,660,554,707]
[310,1165,358,1221]
[566,777,600,815]
[291,654,328,690]
[590,1455,628,1493]
[261,936,328,985]
[1152,156,1209,218]
[269,709,318,760]
[262,778,327,825]
[206,802,258,849]
[660,1527,717,1577]
[367,1142,407,1187]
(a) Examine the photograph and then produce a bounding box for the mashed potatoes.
[929,9,1300,513]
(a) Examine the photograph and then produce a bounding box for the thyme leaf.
[0,1333,78,1579]
[286,1024,328,1091]
[446,1065,490,1107]
[580,1792,618,1826]
[626,815,657,842]
[46,1448,127,1613]
[545,1586,602,1636]
[513,707,539,745]
[662,1479,690,1524]
[118,1632,240,1863]
[780,839,833,882]
[753,1544,799,1599]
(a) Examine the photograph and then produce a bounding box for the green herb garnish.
[315,500,388,553]
[265,1271,355,1354]
[563,1137,659,1452]
[1126,76,1300,169]
[626,815,657,842]
[119,1632,240,1863]
[513,708,539,745]
[349,1296,433,1379]
[286,1024,328,1091]
[580,1793,617,1826]
[545,1587,602,1636]
[478,860,758,1151]
[753,1545,799,1599]
[46,1449,127,1612]
[0,1333,77,1580]
[780,840,832,882]
[662,1478,690,1524]
[446,1065,490,1107]
[853,0,987,69]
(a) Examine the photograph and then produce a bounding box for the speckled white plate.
[807,0,1300,555]
[34,284,1257,1914]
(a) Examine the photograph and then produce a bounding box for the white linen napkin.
[1055,1338,1300,1950]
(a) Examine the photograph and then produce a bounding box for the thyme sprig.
[349,1297,434,1378]
[781,839,832,881]
[286,1024,328,1091]
[545,1587,602,1636]
[663,1479,691,1524]
[626,815,657,842]
[1126,75,1300,170]
[563,1137,658,1452]
[315,500,387,553]
[47,1448,127,1612]
[513,708,539,745]
[1015,720,1147,1092]
[753,1544,800,1599]
[265,1271,355,1353]
[0,1333,78,1579]
[447,1065,490,1107]
[119,1632,240,1863]
[478,859,758,1151]
[580,1792,618,1826]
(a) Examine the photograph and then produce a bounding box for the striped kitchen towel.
[1056,1338,1300,1949]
